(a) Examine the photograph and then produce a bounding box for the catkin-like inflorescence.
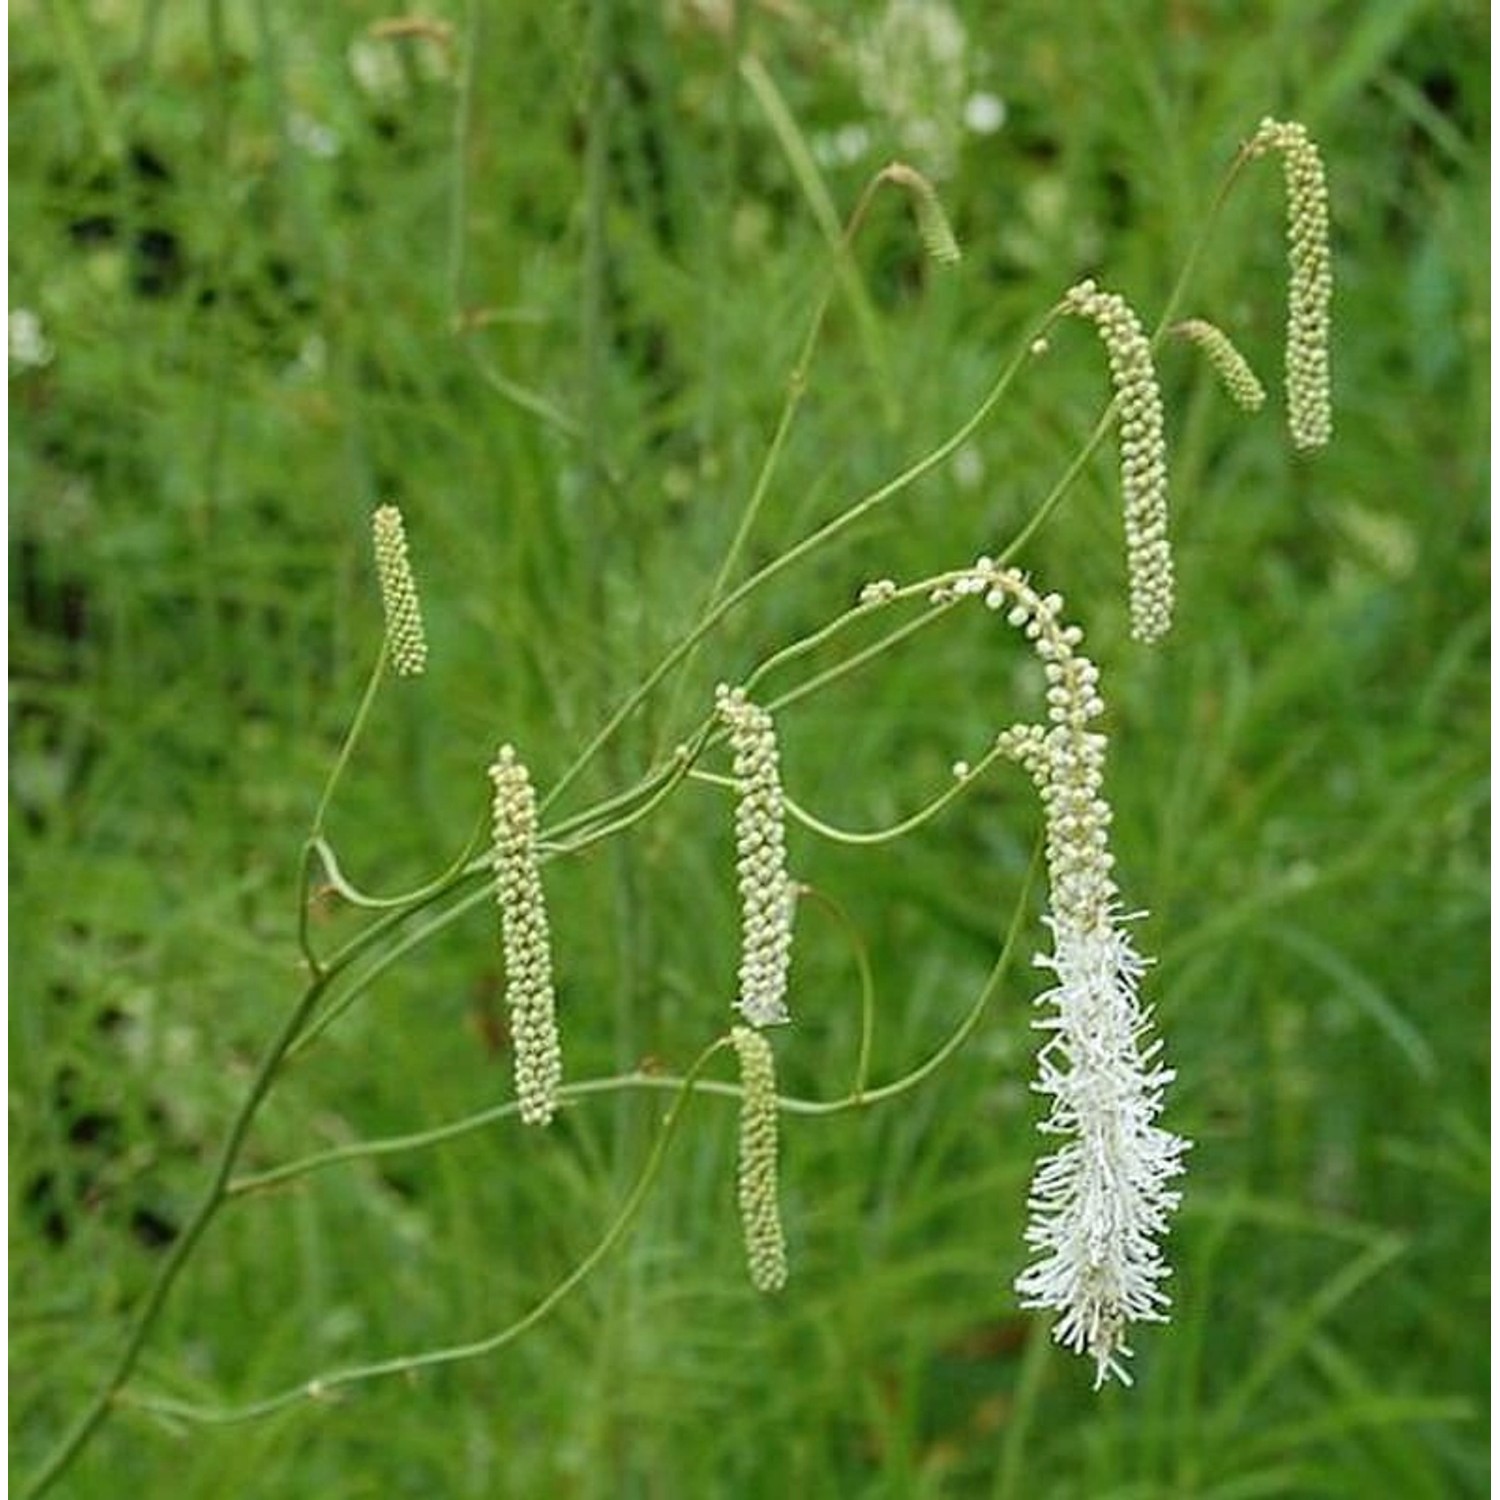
[1062,280,1174,644]
[717,686,796,1028]
[1171,319,1266,412]
[730,1025,789,1293]
[883,161,962,266]
[488,745,562,1126]
[371,504,428,675]
[1248,117,1333,450]
[938,558,1190,1388]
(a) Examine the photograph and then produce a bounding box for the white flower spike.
[945,558,1190,1386]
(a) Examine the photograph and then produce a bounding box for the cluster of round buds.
[1062,279,1174,644]
[488,745,562,1126]
[729,1025,789,1293]
[857,578,900,606]
[371,504,428,676]
[1248,118,1333,450]
[716,686,796,1028]
[948,560,1116,931]
[1171,319,1267,412]
[947,559,1188,1387]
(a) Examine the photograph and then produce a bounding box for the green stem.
[739,53,896,424]
[654,161,927,756]
[779,741,1009,846]
[310,642,386,839]
[124,1036,733,1425]
[446,0,478,327]
[310,814,485,912]
[44,0,122,160]
[758,602,953,714]
[21,976,330,1499]
[541,305,1060,820]
[235,845,1036,1197]
[795,884,877,1101]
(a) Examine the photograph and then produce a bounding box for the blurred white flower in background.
[853,0,969,177]
[9,308,53,372]
[811,122,874,170]
[288,111,340,160]
[963,90,1006,135]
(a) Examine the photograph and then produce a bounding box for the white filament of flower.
[939,558,1190,1387]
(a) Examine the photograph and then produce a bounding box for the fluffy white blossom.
[945,559,1189,1386]
[9,308,53,372]
[853,0,969,177]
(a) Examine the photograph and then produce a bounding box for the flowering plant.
[25,105,1332,1494]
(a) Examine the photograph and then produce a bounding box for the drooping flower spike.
[488,745,563,1126]
[882,161,963,266]
[1248,117,1334,450]
[937,559,1190,1387]
[1171,318,1267,412]
[717,686,797,1028]
[1062,281,1174,645]
[729,1025,789,1293]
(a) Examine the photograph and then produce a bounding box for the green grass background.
[10,0,1488,1495]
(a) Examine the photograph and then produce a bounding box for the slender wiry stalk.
[233,849,1036,1200]
[124,1036,734,1426]
[22,976,330,1499]
[541,304,1060,820]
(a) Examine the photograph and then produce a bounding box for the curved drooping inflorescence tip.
[1171,318,1267,412]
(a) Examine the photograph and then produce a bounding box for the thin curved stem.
[780,740,1010,846]
[310,642,386,840]
[310,812,486,912]
[123,1036,733,1426]
[795,884,878,1101]
[539,303,1063,820]
[21,975,330,1499]
[234,844,1037,1198]
[286,882,495,1060]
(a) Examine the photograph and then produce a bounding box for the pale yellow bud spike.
[716,685,796,1027]
[488,745,562,1126]
[882,161,962,266]
[730,1026,788,1294]
[1063,280,1174,644]
[1171,319,1267,411]
[371,504,428,676]
[1248,117,1333,450]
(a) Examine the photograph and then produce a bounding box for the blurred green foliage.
[10,0,1487,1495]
